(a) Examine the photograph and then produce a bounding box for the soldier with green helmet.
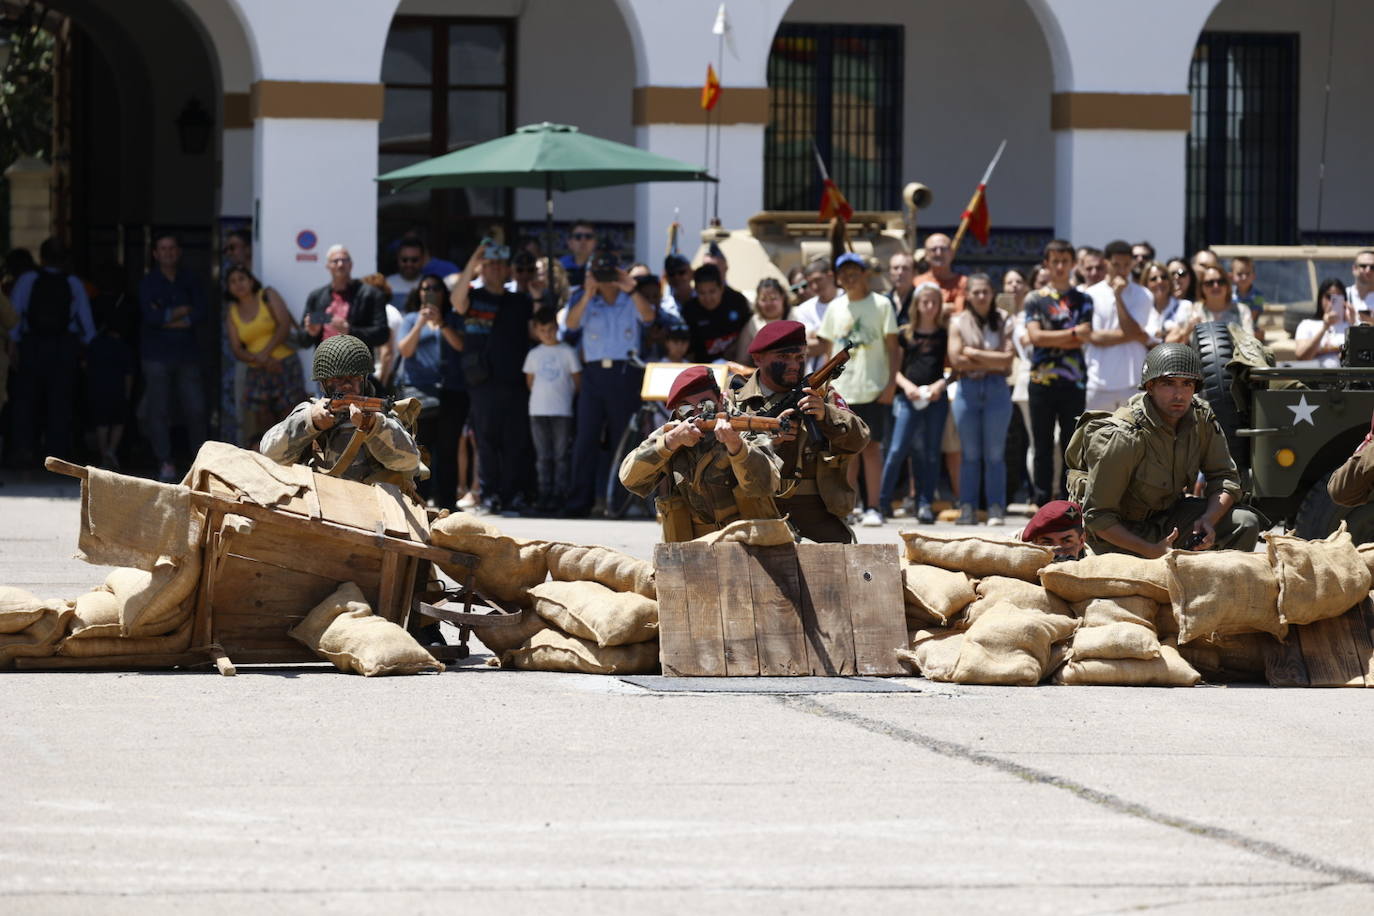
[1065,342,1261,558]
[259,334,421,484]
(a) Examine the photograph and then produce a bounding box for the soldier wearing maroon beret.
[619,365,783,542]
[727,320,870,542]
[1021,499,1086,562]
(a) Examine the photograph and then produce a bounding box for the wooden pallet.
[653,542,906,677]
[1265,596,1374,687]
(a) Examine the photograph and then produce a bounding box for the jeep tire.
[1190,320,1251,467]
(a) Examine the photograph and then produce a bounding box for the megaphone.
[902,182,933,250]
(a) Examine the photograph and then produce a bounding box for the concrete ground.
[2,474,1372,914]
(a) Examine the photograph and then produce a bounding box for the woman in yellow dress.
[224,265,305,448]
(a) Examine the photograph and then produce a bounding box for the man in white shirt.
[1347,249,1374,321]
[793,257,841,373]
[1084,240,1152,412]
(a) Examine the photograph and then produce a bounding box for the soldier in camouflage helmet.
[618,365,783,542]
[259,334,420,484]
[1065,342,1260,558]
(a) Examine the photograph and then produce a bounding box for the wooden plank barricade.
[1266,596,1374,687]
[653,542,906,677]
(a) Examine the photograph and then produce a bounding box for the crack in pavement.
[778,695,1374,887]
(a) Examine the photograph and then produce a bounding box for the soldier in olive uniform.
[1068,343,1261,558]
[619,365,782,542]
[728,320,869,543]
[1328,414,1374,507]
[260,334,421,485]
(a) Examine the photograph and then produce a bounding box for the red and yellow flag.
[701,64,721,111]
[962,185,991,246]
[819,178,853,222]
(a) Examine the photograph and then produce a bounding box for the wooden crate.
[653,542,907,677]
[1266,596,1374,687]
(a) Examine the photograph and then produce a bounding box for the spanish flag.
[962,185,991,246]
[813,144,853,222]
[701,64,721,111]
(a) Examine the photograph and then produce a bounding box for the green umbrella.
[377,122,715,292]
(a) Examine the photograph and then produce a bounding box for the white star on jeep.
[1288,395,1319,425]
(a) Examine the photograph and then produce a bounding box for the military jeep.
[1196,246,1373,542]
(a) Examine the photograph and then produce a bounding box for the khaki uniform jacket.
[618,422,782,542]
[727,372,870,520]
[1329,436,1374,507]
[1075,392,1241,535]
[259,400,421,485]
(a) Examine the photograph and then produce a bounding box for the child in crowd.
[663,324,692,363]
[522,306,582,511]
[1230,255,1266,339]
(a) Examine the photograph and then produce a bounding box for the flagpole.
[710,13,726,226]
[950,140,1007,260]
[701,103,711,229]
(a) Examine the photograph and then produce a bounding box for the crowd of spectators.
[4,224,1374,528]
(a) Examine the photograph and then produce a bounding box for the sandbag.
[103,534,202,638]
[951,602,1078,686]
[899,530,1051,581]
[1166,550,1285,644]
[0,606,74,668]
[1178,632,1274,683]
[1055,642,1201,687]
[1066,622,1160,661]
[1267,525,1372,626]
[692,517,794,547]
[57,618,193,658]
[544,542,656,599]
[289,581,443,676]
[897,627,964,682]
[963,576,1070,627]
[499,628,660,675]
[0,586,65,634]
[901,565,976,627]
[529,580,659,647]
[431,512,547,603]
[68,589,122,639]
[1039,553,1171,603]
[1357,543,1374,580]
[471,609,550,656]
[1072,595,1161,631]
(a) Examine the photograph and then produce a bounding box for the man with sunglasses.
[661,253,694,321]
[1347,250,1374,321]
[728,320,869,543]
[386,235,459,312]
[559,220,599,290]
[302,245,389,351]
[619,365,782,542]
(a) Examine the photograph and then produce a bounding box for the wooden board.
[656,542,905,677]
[1271,596,1374,688]
[220,517,384,588]
[210,554,356,660]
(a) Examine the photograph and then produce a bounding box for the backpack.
[26,270,73,337]
[1063,406,1141,503]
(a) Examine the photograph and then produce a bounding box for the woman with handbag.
[224,265,306,449]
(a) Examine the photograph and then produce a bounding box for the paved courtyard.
[1,475,1372,914]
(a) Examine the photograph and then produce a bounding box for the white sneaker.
[986,516,1004,526]
[861,508,884,527]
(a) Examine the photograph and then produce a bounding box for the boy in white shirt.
[523,307,582,511]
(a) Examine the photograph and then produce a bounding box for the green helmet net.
[312,334,373,382]
[1140,342,1204,388]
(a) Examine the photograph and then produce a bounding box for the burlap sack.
[68,589,122,639]
[896,627,964,682]
[1055,642,1201,687]
[0,606,74,667]
[1072,595,1161,630]
[431,513,547,603]
[950,602,1078,686]
[693,517,795,547]
[1166,551,1285,643]
[0,586,66,634]
[1267,525,1372,626]
[899,530,1052,581]
[471,609,550,656]
[499,628,660,675]
[902,565,976,626]
[962,576,1070,628]
[544,542,656,599]
[529,580,659,647]
[1039,553,1171,603]
[1066,622,1160,661]
[289,581,444,676]
[57,618,193,658]
[1358,543,1374,580]
[1177,633,1274,683]
[103,545,201,637]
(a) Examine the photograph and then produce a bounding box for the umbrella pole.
[544,175,556,306]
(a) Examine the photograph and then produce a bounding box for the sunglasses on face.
[1203,278,1226,288]
[1357,263,1374,271]
[398,256,422,264]
[570,232,595,240]
[1171,269,1190,278]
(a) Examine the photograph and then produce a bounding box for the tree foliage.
[0,9,55,172]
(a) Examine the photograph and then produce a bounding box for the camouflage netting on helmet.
[1139,342,1204,387]
[312,334,374,381]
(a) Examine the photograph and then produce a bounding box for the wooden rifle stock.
[685,415,790,434]
[326,394,395,416]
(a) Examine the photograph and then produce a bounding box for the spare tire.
[1190,320,1250,467]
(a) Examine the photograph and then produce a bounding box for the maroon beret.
[1021,500,1083,542]
[748,319,807,356]
[666,365,719,410]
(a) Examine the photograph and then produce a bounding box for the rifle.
[682,415,791,434]
[325,393,395,423]
[759,338,854,444]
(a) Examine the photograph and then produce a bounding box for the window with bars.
[765,24,903,213]
[378,17,515,270]
[1185,32,1299,253]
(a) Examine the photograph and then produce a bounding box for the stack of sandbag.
[0,587,74,668]
[1266,525,1371,629]
[290,581,443,676]
[430,512,549,603]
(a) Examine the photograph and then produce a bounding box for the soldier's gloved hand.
[309,400,336,431]
[663,420,703,451]
[714,416,743,455]
[350,404,378,433]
